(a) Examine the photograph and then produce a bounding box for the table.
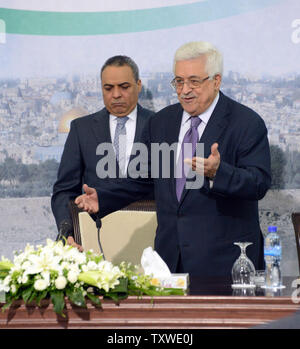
[1,276,299,329]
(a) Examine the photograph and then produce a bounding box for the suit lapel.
[133,104,146,143]
[127,104,149,175]
[199,91,230,158]
[165,104,184,146]
[179,92,230,205]
[92,108,112,144]
[92,108,121,175]
[168,105,184,204]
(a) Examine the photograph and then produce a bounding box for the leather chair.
[291,212,300,274]
[69,200,157,266]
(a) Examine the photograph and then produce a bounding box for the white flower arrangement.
[0,239,184,317]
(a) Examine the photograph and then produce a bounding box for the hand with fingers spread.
[185,143,220,179]
[75,184,99,214]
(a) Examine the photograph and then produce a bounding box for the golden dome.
[58,106,88,133]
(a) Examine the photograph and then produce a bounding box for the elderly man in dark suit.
[75,42,271,277]
[51,55,154,250]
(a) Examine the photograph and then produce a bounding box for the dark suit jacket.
[97,92,271,277]
[51,104,154,235]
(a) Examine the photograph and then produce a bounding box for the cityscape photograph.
[0,70,299,197]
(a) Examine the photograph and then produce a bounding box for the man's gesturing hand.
[184,143,220,179]
[75,184,99,214]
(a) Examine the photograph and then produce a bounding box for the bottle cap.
[268,226,277,233]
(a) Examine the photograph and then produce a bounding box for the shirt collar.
[182,92,220,126]
[110,105,137,122]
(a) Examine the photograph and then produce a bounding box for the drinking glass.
[231,242,256,288]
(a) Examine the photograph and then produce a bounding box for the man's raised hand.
[184,143,220,179]
[75,184,99,214]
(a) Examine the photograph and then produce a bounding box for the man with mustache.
[51,55,154,250]
[75,42,271,277]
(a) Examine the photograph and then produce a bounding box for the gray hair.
[101,55,140,82]
[173,41,223,77]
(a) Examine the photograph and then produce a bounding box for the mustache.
[179,92,196,98]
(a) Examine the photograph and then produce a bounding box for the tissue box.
[150,273,189,290]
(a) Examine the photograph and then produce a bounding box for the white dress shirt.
[176,93,220,163]
[109,106,137,171]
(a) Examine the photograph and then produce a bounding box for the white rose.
[55,276,67,290]
[11,284,17,294]
[87,261,97,270]
[67,271,78,284]
[34,279,48,291]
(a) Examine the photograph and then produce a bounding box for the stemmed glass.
[231,242,256,288]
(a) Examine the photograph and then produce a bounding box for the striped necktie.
[113,116,129,175]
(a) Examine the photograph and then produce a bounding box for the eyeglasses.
[170,76,211,90]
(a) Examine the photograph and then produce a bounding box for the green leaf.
[22,287,33,303]
[1,300,12,312]
[36,290,48,307]
[89,253,103,264]
[103,278,129,302]
[50,291,65,317]
[0,261,14,271]
[142,286,185,297]
[66,289,86,308]
[0,271,9,278]
[127,284,185,297]
[104,292,123,303]
[161,288,185,296]
[111,277,128,294]
[86,293,102,307]
[28,290,37,303]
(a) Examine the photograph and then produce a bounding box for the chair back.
[70,200,157,266]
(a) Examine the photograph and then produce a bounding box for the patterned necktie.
[113,116,129,175]
[176,116,201,201]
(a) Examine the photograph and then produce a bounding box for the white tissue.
[141,246,171,277]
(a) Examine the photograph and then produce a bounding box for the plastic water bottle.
[264,226,282,288]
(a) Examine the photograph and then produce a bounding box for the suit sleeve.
[96,178,153,218]
[96,114,154,218]
[209,116,271,200]
[51,121,83,234]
